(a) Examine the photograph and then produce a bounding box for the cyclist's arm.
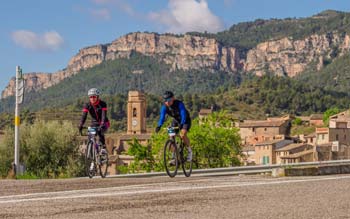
[157,105,167,127]
[179,102,187,125]
[80,104,89,126]
[101,102,107,126]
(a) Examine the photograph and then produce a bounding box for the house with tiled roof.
[275,143,315,164]
[238,118,291,145]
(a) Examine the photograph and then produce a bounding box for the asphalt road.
[0,174,350,219]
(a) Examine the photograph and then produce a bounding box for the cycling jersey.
[80,99,109,128]
[158,99,191,129]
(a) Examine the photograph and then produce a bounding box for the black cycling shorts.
[172,119,191,131]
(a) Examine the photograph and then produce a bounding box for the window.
[336,134,339,141]
[262,156,270,165]
[133,108,137,117]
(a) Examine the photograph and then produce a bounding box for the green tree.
[323,107,340,126]
[126,138,154,173]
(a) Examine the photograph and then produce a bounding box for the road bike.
[163,126,192,177]
[82,127,109,178]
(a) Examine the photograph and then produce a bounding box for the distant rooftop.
[239,120,287,128]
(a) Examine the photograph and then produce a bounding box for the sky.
[1,0,350,93]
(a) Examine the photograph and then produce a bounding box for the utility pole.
[14,66,24,175]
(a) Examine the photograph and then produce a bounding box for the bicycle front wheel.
[85,141,95,178]
[164,139,178,178]
[181,145,192,177]
[98,151,109,178]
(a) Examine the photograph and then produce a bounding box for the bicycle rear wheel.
[164,139,178,178]
[98,151,109,178]
[180,144,192,177]
[85,141,95,178]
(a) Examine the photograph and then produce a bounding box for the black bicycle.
[163,127,192,177]
[82,127,109,178]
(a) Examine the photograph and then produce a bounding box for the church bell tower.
[127,91,147,134]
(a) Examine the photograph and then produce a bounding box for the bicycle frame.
[167,127,184,158]
[87,127,100,161]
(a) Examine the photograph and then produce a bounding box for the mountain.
[1,32,241,99]
[1,10,350,114]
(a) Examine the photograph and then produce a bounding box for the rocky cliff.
[2,32,350,99]
[245,33,350,77]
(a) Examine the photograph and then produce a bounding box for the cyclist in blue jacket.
[155,91,192,161]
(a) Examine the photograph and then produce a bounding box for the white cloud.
[148,0,224,33]
[12,30,64,52]
[90,8,111,20]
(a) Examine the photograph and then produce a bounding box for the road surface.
[0,174,350,218]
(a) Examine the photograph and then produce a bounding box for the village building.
[275,143,315,164]
[107,91,151,174]
[238,118,291,146]
[309,114,324,126]
[253,139,293,165]
[316,127,329,145]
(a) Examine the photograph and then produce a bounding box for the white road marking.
[1,175,350,204]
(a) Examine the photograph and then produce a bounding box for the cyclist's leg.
[170,119,178,161]
[98,122,109,148]
[180,118,191,147]
[180,119,192,161]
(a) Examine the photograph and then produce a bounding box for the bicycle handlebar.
[79,126,101,136]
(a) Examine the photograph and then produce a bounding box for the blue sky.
[1,0,349,93]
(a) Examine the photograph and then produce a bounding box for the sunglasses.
[164,98,172,103]
[89,96,97,99]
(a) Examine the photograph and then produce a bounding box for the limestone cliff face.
[105,33,241,72]
[2,32,350,99]
[244,33,350,77]
[1,33,241,99]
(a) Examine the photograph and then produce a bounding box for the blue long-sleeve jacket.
[158,100,190,127]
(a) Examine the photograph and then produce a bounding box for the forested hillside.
[0,53,240,113]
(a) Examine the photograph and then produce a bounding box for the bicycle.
[163,126,192,177]
[81,127,109,178]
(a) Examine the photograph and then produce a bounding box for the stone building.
[275,143,315,164]
[309,114,324,126]
[315,127,329,145]
[253,139,293,165]
[238,118,291,145]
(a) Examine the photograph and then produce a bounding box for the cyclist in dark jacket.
[155,91,192,161]
[78,88,110,151]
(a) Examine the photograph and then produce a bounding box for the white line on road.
[1,175,350,204]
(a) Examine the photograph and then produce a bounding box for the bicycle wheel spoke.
[181,145,193,177]
[164,140,178,177]
[85,142,95,178]
[98,152,109,178]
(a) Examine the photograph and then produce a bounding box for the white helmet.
[88,88,101,97]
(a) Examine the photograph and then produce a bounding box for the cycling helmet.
[88,88,101,97]
[163,91,174,100]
